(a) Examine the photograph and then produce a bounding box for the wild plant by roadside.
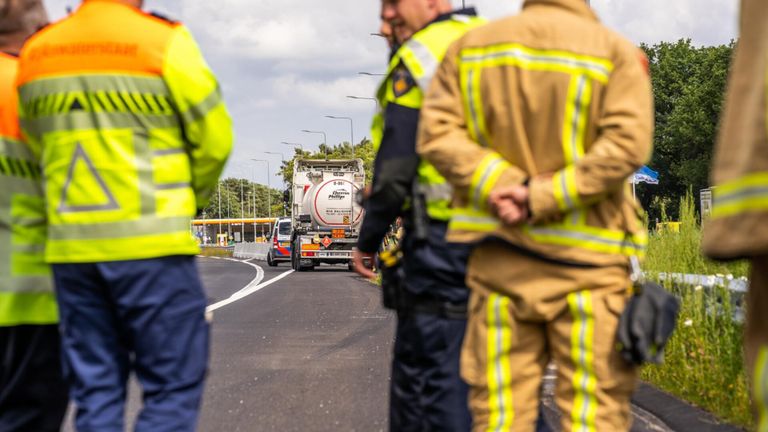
[641,194,751,428]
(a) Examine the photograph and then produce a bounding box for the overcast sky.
[42,0,738,187]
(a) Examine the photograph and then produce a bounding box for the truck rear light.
[301,252,316,257]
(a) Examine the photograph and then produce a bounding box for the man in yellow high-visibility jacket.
[16,0,233,430]
[0,2,68,431]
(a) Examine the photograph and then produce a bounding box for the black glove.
[616,281,681,365]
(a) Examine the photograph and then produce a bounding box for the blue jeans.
[53,256,209,432]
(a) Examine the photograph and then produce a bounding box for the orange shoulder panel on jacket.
[17,0,179,85]
[0,53,20,139]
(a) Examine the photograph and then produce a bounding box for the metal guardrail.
[651,272,747,323]
[655,272,748,293]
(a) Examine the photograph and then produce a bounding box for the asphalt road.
[199,259,393,432]
[60,257,742,432]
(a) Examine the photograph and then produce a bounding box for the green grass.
[644,195,749,277]
[641,195,752,428]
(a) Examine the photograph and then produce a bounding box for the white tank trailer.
[289,158,365,271]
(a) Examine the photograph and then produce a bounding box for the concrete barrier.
[233,242,271,261]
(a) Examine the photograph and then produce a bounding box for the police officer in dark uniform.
[351,1,484,430]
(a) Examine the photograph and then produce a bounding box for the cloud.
[178,0,385,74]
[41,0,739,182]
[271,74,380,111]
[594,0,737,46]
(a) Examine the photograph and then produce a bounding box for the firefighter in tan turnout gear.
[702,0,768,428]
[417,0,653,430]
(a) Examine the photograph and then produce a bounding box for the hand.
[495,198,528,225]
[488,185,530,226]
[352,249,377,279]
[355,186,372,206]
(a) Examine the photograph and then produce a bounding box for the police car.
[266,217,292,266]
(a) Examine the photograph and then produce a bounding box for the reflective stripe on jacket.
[0,53,57,326]
[703,0,768,260]
[372,13,485,222]
[417,0,653,267]
[17,0,233,263]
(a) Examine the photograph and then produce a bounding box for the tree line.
[199,139,376,220]
[638,39,734,224]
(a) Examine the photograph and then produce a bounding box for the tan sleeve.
[528,43,654,222]
[417,42,527,211]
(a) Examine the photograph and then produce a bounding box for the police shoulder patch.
[392,66,416,98]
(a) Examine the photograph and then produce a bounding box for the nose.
[379,20,393,40]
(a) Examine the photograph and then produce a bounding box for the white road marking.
[206,258,293,313]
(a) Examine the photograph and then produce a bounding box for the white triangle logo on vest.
[58,142,120,213]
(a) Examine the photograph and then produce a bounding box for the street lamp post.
[251,167,257,239]
[265,151,286,216]
[347,95,378,109]
[251,159,272,230]
[240,178,245,242]
[325,115,354,157]
[301,129,327,157]
[217,182,222,240]
[281,141,304,154]
[265,151,285,162]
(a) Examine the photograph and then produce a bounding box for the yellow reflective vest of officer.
[16,5,233,263]
[0,52,57,326]
[373,13,485,222]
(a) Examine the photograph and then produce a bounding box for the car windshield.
[278,222,291,236]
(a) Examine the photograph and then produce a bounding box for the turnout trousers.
[747,255,768,431]
[0,325,68,432]
[52,256,210,432]
[461,242,637,432]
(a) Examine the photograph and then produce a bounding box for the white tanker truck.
[289,158,365,271]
